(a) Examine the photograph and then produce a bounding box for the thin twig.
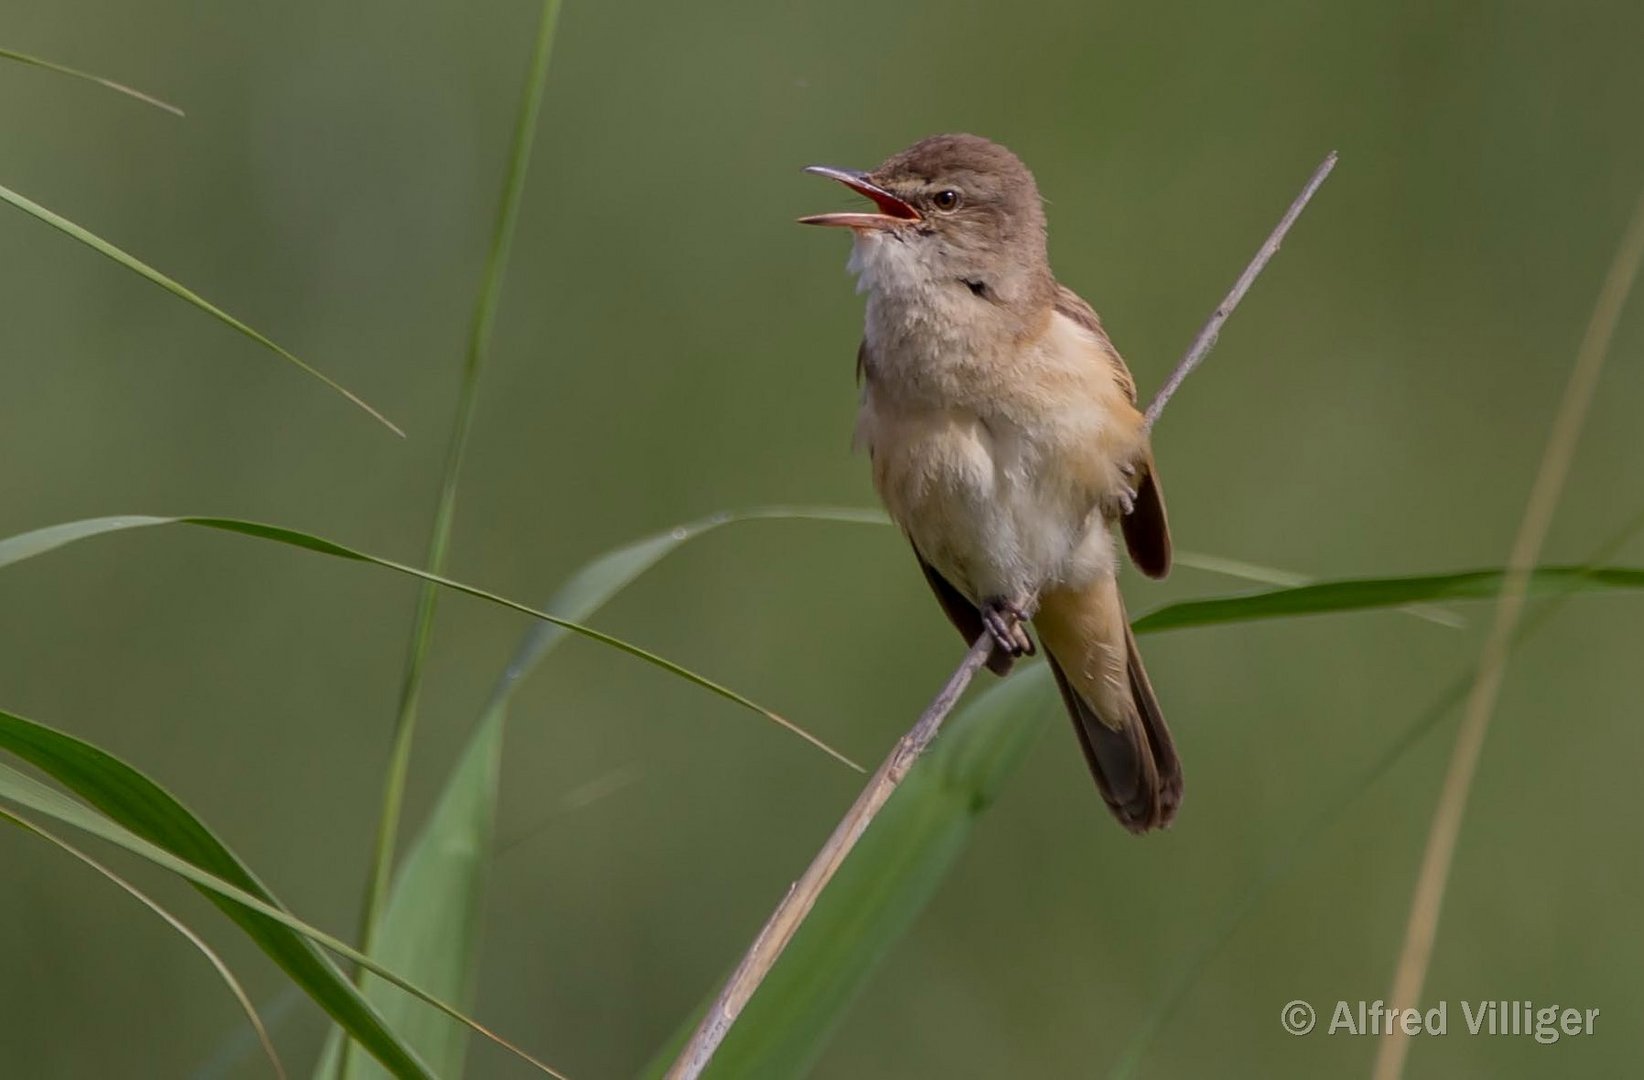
[1372,187,1644,1080]
[667,152,1339,1080]
[1144,151,1338,432]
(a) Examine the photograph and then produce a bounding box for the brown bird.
[801,133,1181,832]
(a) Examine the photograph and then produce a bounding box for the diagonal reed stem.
[1144,152,1337,432]
[1371,187,1644,1080]
[666,151,1339,1080]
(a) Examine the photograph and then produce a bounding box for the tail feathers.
[1043,625,1181,833]
[1123,622,1182,821]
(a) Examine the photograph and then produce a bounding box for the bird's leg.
[980,596,1036,657]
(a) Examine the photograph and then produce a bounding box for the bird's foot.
[1113,463,1138,515]
[981,598,1035,657]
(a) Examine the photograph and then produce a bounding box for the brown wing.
[1123,461,1171,578]
[912,546,1015,677]
[1053,284,1172,578]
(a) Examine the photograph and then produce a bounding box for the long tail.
[1034,579,1182,833]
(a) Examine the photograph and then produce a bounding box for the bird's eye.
[931,189,961,211]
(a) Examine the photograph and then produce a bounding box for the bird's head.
[800,133,1051,310]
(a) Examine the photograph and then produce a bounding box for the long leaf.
[0,46,184,114]
[323,507,887,1079]
[0,731,564,1077]
[0,515,855,769]
[352,6,565,1056]
[643,563,1644,1077]
[1130,565,1642,633]
[0,183,400,435]
[0,808,284,1079]
[0,711,430,1080]
[1173,551,1463,628]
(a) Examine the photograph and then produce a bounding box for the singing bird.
[801,133,1181,832]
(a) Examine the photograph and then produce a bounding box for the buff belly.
[866,406,1118,606]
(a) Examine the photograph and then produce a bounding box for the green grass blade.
[0,710,432,1080]
[0,719,567,1078]
[639,670,1058,1079]
[354,4,564,1046]
[0,183,401,435]
[1130,565,1644,633]
[0,514,857,769]
[1,808,284,1079]
[1173,550,1464,628]
[0,46,184,115]
[492,506,887,708]
[319,506,888,1079]
[640,564,1644,1077]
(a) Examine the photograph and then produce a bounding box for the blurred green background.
[3,1,1643,1076]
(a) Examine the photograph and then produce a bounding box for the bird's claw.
[981,598,1035,657]
[1113,462,1139,515]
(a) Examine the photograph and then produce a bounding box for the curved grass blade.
[1375,190,1644,1080]
[491,506,887,710]
[0,725,565,1078]
[0,46,184,115]
[354,6,564,1049]
[0,710,431,1080]
[641,563,1644,1077]
[0,808,284,1079]
[0,515,856,770]
[320,506,888,1080]
[0,183,400,435]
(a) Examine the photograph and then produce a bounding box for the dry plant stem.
[666,632,997,1080]
[1144,151,1338,433]
[667,152,1339,1080]
[1372,188,1644,1080]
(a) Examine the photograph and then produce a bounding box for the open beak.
[798,165,921,229]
